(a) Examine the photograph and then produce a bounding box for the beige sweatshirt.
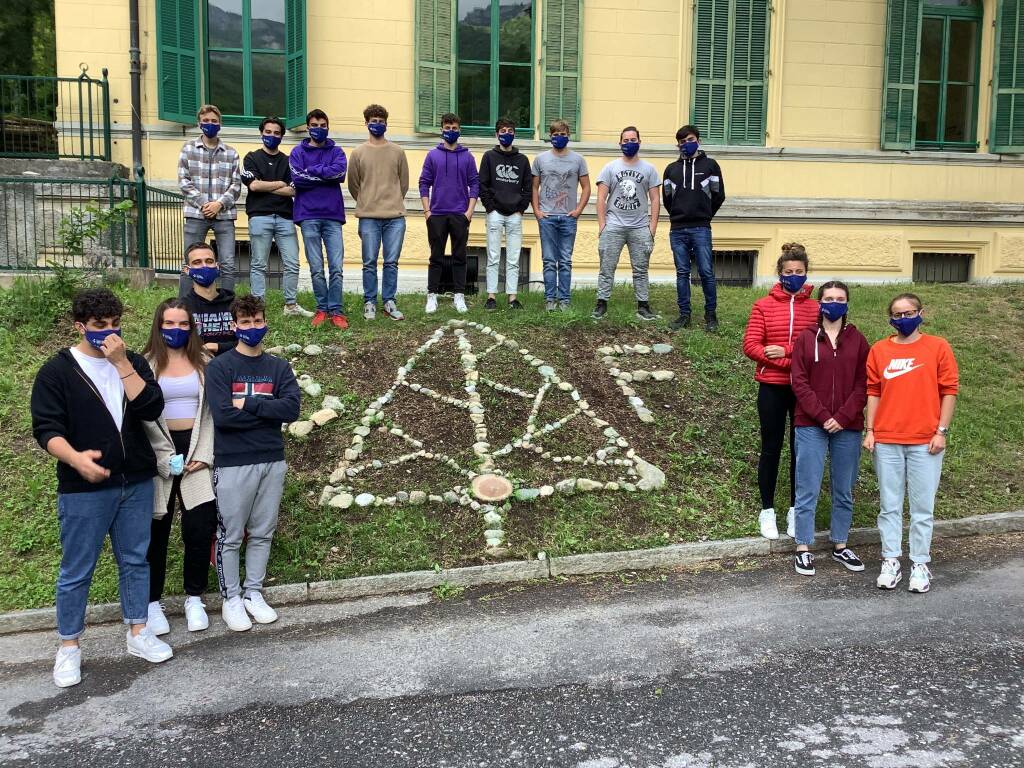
[347,141,410,218]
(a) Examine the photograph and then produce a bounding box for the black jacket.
[662,151,725,228]
[478,146,532,216]
[183,288,236,355]
[242,148,293,219]
[31,348,164,494]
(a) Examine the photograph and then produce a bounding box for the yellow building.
[51,0,1024,288]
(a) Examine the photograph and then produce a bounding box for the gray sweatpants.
[214,461,287,600]
[597,224,654,302]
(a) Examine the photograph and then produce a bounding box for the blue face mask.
[820,302,849,322]
[368,122,387,137]
[497,132,515,147]
[551,135,570,150]
[200,123,221,139]
[261,134,282,150]
[681,140,699,157]
[890,315,923,337]
[161,327,191,349]
[168,454,185,476]
[442,129,461,144]
[188,266,219,287]
[308,126,329,142]
[235,325,268,347]
[84,327,121,351]
[621,140,640,157]
[780,274,807,293]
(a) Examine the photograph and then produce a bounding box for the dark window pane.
[498,1,532,62]
[209,51,245,115]
[944,83,972,142]
[251,0,286,50]
[208,0,243,48]
[498,65,530,127]
[919,17,943,82]
[458,62,491,126]
[916,82,940,142]
[924,0,978,6]
[947,20,977,82]
[458,0,491,60]
[253,54,285,116]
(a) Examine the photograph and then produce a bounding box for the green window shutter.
[285,0,307,129]
[881,0,922,150]
[730,0,770,145]
[155,0,201,123]
[692,0,729,144]
[415,0,455,133]
[992,0,1024,153]
[541,0,583,139]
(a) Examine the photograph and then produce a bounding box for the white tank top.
[160,370,200,420]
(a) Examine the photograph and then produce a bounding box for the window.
[156,0,306,128]
[913,252,972,283]
[992,0,1024,152]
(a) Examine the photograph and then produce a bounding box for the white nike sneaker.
[222,595,253,632]
[243,592,279,624]
[786,506,796,539]
[758,508,779,540]
[425,293,438,314]
[147,600,170,636]
[908,563,932,593]
[53,645,81,688]
[126,627,173,663]
[876,558,903,590]
[184,596,209,632]
[453,293,468,313]
[283,303,315,318]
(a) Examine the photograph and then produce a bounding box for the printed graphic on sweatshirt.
[495,163,521,183]
[883,358,924,380]
[231,377,274,399]
[194,310,233,338]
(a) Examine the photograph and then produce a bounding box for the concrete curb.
[2,509,1021,636]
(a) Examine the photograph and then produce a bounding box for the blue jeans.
[56,480,154,640]
[300,219,344,315]
[249,214,300,304]
[539,214,577,301]
[794,427,862,546]
[669,226,716,315]
[359,217,406,303]
[179,217,236,297]
[874,443,944,564]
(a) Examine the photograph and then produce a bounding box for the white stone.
[651,370,675,382]
[285,344,303,353]
[343,448,359,461]
[288,420,314,437]
[472,442,490,453]
[318,486,335,506]
[538,365,555,377]
[303,382,322,398]
[321,395,344,412]
[597,346,615,355]
[620,386,636,397]
[634,344,651,354]
[555,479,576,494]
[354,426,371,437]
[483,510,503,525]
[652,343,673,354]
[330,493,354,510]
[539,485,554,497]
[355,493,376,507]
[329,468,347,484]
[608,368,621,377]
[409,491,427,505]
[311,409,338,426]
[266,346,284,355]
[635,458,667,490]
[632,370,650,382]
[638,410,656,424]
[576,479,603,491]
[303,344,323,356]
[396,491,409,503]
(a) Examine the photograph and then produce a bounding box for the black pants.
[426,213,469,293]
[756,383,797,510]
[147,429,219,601]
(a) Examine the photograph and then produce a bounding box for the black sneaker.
[636,302,657,321]
[591,299,608,320]
[794,551,815,576]
[484,297,498,311]
[508,299,523,310]
[668,314,691,331]
[831,546,865,572]
[704,311,719,333]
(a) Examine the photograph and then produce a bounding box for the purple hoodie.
[418,143,480,216]
[289,138,347,224]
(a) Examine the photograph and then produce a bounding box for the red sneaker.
[330,314,349,330]
[311,310,328,327]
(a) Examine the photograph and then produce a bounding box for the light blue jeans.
[249,214,300,304]
[874,443,944,564]
[299,219,344,315]
[794,426,862,546]
[486,211,524,295]
[539,214,577,301]
[179,217,236,297]
[358,217,406,304]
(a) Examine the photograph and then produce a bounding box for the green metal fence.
[0,69,112,161]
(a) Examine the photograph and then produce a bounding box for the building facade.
[53,0,1024,287]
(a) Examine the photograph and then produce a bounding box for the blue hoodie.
[289,138,347,224]
[418,143,480,216]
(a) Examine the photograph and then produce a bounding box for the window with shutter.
[992,0,1024,153]
[156,0,202,123]
[415,0,456,132]
[541,0,582,139]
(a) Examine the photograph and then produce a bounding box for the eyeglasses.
[890,309,920,319]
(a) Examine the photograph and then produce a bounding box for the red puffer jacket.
[742,283,820,385]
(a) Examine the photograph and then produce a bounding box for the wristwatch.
[936,426,950,436]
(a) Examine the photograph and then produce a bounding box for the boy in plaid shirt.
[177,104,241,297]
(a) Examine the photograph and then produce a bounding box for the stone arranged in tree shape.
[596,343,676,423]
[323,319,666,550]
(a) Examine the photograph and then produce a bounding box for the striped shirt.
[178,137,242,220]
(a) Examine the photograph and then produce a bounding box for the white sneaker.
[453,293,468,313]
[876,558,903,590]
[425,293,438,313]
[383,300,404,321]
[126,627,173,663]
[283,303,315,318]
[222,595,253,632]
[363,301,376,321]
[147,600,170,636]
[786,506,796,538]
[908,563,932,593]
[53,645,81,688]
[758,508,779,540]
[184,596,209,632]
[243,592,279,624]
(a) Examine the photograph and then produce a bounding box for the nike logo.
[883,358,923,380]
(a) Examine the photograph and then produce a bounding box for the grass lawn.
[0,279,1021,611]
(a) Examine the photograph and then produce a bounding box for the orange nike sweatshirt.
[865,333,959,445]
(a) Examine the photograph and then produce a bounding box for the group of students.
[743,243,959,591]
[180,104,725,331]
[32,284,298,688]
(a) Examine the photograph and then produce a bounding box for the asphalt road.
[1,533,1021,767]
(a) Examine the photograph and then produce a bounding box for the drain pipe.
[129,0,143,177]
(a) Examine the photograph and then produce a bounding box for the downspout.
[129,0,143,178]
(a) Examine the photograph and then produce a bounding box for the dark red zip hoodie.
[790,322,869,431]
